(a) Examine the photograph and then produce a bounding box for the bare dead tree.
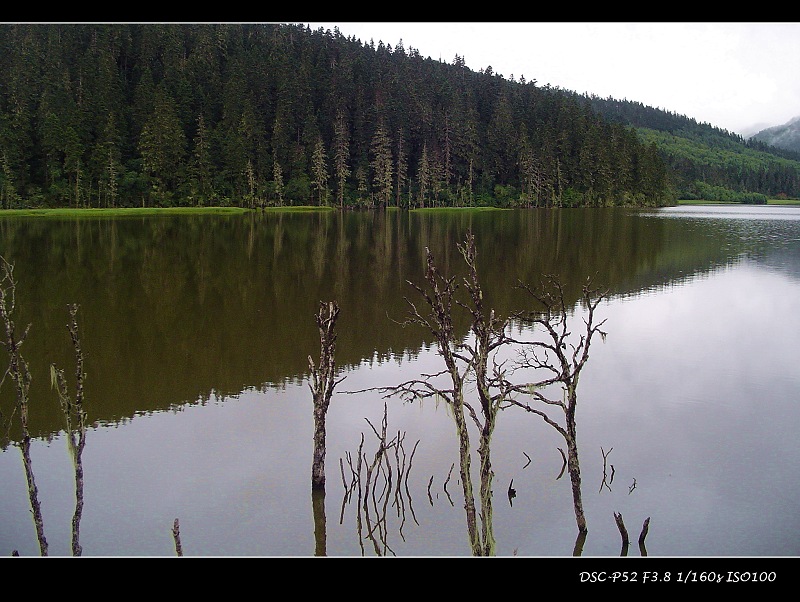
[0,256,48,556]
[308,300,344,491]
[504,275,608,535]
[349,231,510,556]
[356,238,480,552]
[50,303,87,556]
[456,232,512,554]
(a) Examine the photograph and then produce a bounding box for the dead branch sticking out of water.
[613,512,651,557]
[51,303,87,556]
[443,462,455,506]
[639,517,651,556]
[0,256,48,556]
[614,511,630,556]
[349,232,509,556]
[309,300,344,491]
[556,447,567,480]
[506,275,608,536]
[599,447,613,493]
[172,518,183,556]
[339,404,419,556]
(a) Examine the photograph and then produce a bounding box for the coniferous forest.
[0,23,676,210]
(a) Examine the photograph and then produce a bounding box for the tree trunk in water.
[566,433,587,534]
[452,388,481,556]
[312,402,327,490]
[477,422,496,556]
[309,301,340,491]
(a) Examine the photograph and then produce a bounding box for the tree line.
[0,23,673,211]
[587,94,800,199]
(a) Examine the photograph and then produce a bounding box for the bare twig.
[51,303,87,556]
[599,447,613,493]
[556,447,567,480]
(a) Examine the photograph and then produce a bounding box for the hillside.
[750,116,800,154]
[0,23,672,210]
[585,94,800,200]
[0,22,796,210]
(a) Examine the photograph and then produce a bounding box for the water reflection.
[0,207,776,440]
[1,206,799,556]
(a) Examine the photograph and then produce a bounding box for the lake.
[1,205,799,557]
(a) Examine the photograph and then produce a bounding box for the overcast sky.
[304,22,800,137]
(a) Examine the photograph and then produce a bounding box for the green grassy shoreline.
[676,198,800,206]
[0,206,341,218]
[2,201,799,218]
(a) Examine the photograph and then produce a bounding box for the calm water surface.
[1,205,799,556]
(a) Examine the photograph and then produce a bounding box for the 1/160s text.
[579,571,777,584]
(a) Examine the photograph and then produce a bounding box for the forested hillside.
[586,95,800,200]
[750,117,800,155]
[0,23,674,210]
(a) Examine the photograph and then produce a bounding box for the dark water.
[1,205,799,556]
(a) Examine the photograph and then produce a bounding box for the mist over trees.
[0,23,674,210]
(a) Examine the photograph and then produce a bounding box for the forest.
[587,94,800,200]
[0,23,675,211]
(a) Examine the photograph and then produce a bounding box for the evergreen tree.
[395,127,408,208]
[272,158,284,206]
[370,120,393,208]
[333,109,351,209]
[417,142,430,209]
[138,84,187,204]
[311,135,330,206]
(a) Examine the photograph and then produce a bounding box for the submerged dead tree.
[456,232,512,554]
[359,232,510,556]
[505,276,608,535]
[0,256,48,556]
[50,304,87,556]
[308,300,344,556]
[309,300,344,490]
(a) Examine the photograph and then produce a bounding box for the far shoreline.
[2,199,799,218]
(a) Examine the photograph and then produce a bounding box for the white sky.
[304,22,800,137]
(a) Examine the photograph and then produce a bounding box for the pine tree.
[190,114,213,206]
[370,120,393,208]
[138,84,187,203]
[395,128,408,208]
[272,158,285,206]
[417,142,431,209]
[311,136,329,206]
[333,109,351,209]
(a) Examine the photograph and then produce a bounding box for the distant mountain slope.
[750,116,800,154]
[582,93,800,199]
